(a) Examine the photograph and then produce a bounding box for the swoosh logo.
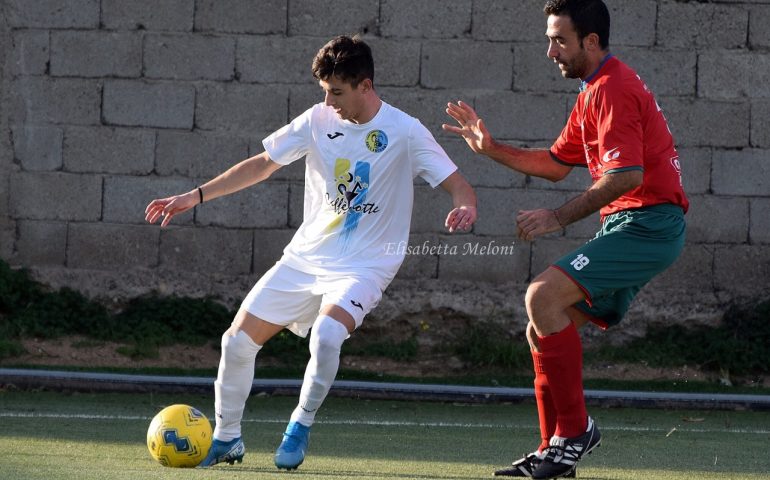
[327,132,344,139]
[602,147,620,163]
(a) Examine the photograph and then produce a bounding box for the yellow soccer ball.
[146,404,213,468]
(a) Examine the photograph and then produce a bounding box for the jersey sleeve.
[550,103,586,167]
[594,87,644,174]
[408,119,458,188]
[261,106,314,165]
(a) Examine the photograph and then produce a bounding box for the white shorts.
[241,262,383,337]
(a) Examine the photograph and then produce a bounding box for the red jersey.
[550,55,689,216]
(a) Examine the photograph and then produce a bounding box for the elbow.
[545,169,570,183]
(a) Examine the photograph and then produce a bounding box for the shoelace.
[544,439,582,466]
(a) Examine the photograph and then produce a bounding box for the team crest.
[365,130,388,153]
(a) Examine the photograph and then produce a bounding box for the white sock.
[213,329,261,441]
[290,315,349,427]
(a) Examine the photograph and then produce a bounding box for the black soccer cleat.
[532,417,601,479]
[494,450,576,477]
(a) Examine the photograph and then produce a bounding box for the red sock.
[538,322,587,439]
[532,349,556,452]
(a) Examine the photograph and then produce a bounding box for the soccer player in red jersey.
[443,0,688,478]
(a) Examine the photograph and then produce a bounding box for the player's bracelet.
[197,186,204,204]
[552,209,565,229]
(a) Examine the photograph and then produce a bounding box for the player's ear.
[358,78,373,93]
[584,32,600,51]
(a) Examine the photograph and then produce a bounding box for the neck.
[580,50,611,82]
[352,95,382,124]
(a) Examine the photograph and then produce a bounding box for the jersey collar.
[579,53,613,92]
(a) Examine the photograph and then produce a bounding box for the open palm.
[442,101,493,154]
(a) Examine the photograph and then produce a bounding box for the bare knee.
[525,280,557,319]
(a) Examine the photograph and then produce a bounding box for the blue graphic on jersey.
[163,429,191,452]
[341,161,371,243]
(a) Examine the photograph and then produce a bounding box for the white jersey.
[262,101,457,290]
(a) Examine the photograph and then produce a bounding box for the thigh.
[241,262,322,338]
[554,208,685,328]
[315,272,383,331]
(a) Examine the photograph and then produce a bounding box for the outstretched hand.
[145,191,198,227]
[441,101,494,155]
[445,205,477,233]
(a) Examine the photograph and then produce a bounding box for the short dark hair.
[544,0,610,49]
[312,35,374,88]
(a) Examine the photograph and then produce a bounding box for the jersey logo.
[570,254,590,271]
[365,130,388,153]
[350,300,364,311]
[670,156,681,172]
[602,147,620,163]
[327,132,344,139]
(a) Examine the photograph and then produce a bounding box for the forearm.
[484,142,570,182]
[553,170,643,226]
[441,171,477,208]
[198,153,280,203]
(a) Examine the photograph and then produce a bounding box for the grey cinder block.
[685,194,749,244]
[195,0,286,34]
[144,34,235,81]
[50,31,142,78]
[662,98,750,148]
[6,0,99,29]
[657,3,748,49]
[750,198,770,244]
[421,40,513,90]
[103,175,196,225]
[475,91,566,141]
[194,182,289,229]
[67,223,160,269]
[472,0,548,42]
[63,127,155,174]
[437,234,528,283]
[237,36,318,84]
[12,126,63,172]
[15,220,68,266]
[252,228,296,276]
[698,51,770,99]
[10,172,102,221]
[381,0,471,39]
[159,226,252,274]
[101,0,194,31]
[156,131,249,178]
[10,30,49,76]
[195,83,288,134]
[751,100,770,147]
[288,0,378,36]
[11,77,101,126]
[103,80,195,129]
[712,149,770,196]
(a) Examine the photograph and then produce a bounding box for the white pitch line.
[1,411,768,435]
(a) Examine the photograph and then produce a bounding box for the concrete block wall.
[1,0,769,329]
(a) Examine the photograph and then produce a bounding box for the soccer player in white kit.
[145,35,477,470]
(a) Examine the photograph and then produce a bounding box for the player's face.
[319,76,369,123]
[546,14,590,79]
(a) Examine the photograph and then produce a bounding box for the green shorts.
[552,204,686,329]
